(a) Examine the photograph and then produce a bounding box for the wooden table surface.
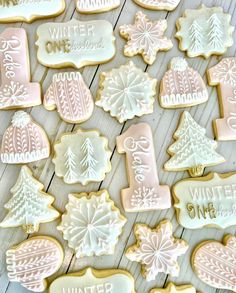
[0,0,236,292]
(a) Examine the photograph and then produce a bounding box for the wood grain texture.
[0,0,236,292]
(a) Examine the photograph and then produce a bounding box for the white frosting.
[75,0,120,13]
[11,111,30,128]
[170,57,188,71]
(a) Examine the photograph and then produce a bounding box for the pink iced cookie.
[208,57,236,140]
[116,123,171,212]
[44,72,94,124]
[1,111,50,164]
[6,236,64,292]
[75,0,120,13]
[192,235,236,291]
[0,28,41,109]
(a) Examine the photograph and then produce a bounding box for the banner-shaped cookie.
[36,19,116,69]
[49,267,136,293]
[0,0,65,23]
[173,172,236,229]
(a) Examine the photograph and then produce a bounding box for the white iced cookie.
[0,0,65,23]
[150,283,197,293]
[49,267,135,293]
[176,5,234,58]
[57,190,126,258]
[53,128,111,185]
[96,61,157,123]
[173,172,236,229]
[133,0,181,11]
[75,0,120,14]
[0,166,60,234]
[36,18,116,69]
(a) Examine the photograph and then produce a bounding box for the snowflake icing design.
[212,58,236,86]
[119,12,173,65]
[131,187,159,208]
[126,220,188,281]
[0,81,28,107]
[58,191,126,258]
[96,61,157,123]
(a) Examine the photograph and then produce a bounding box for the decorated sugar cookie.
[150,283,197,293]
[0,28,41,109]
[0,166,60,233]
[164,111,225,177]
[192,235,236,291]
[36,19,116,69]
[58,190,126,258]
[1,111,50,164]
[96,62,157,123]
[208,57,236,140]
[75,0,120,14]
[6,236,63,292]
[49,267,135,293]
[133,0,181,11]
[120,12,173,65]
[126,220,188,281]
[44,72,94,124]
[176,5,234,58]
[116,123,171,212]
[0,0,65,23]
[173,172,236,229]
[53,129,111,185]
[160,57,208,108]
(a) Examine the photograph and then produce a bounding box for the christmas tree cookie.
[176,5,234,58]
[75,0,120,13]
[164,111,225,177]
[0,166,60,233]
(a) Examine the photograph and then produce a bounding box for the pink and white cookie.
[75,0,120,14]
[133,0,181,11]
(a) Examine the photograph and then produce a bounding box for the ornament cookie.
[116,123,171,212]
[208,58,236,140]
[119,12,173,65]
[58,190,126,258]
[44,72,94,124]
[164,111,225,177]
[36,19,116,69]
[96,62,157,123]
[49,267,135,293]
[1,111,50,164]
[126,220,188,281]
[0,28,41,109]
[0,0,65,23]
[192,235,236,291]
[53,129,111,185]
[75,0,120,14]
[133,0,181,11]
[6,236,63,292]
[150,283,197,293]
[0,166,59,233]
[173,172,236,229]
[176,5,234,58]
[160,57,208,108]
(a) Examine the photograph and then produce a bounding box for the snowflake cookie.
[96,61,157,123]
[160,57,208,108]
[58,190,126,258]
[176,5,234,58]
[75,0,120,13]
[126,220,188,281]
[6,236,63,292]
[164,111,225,177]
[119,12,173,65]
[150,283,197,293]
[133,0,181,11]
[192,235,236,291]
[53,128,111,185]
[0,166,60,234]
[1,111,50,164]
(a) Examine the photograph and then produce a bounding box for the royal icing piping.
[120,11,173,65]
[75,0,120,13]
[133,0,181,11]
[36,18,116,69]
[116,123,171,212]
[150,282,197,293]
[58,190,126,258]
[0,28,41,109]
[176,5,234,58]
[164,111,225,177]
[44,72,94,124]
[96,61,157,123]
